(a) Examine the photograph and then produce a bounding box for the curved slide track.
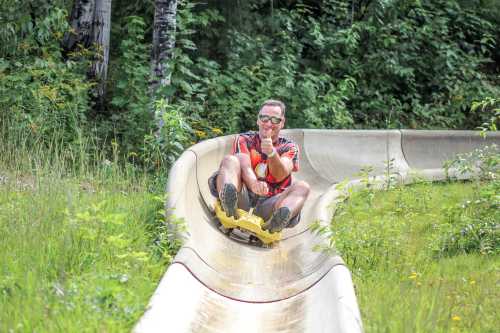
[134,130,499,333]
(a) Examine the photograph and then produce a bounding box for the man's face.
[257,105,285,140]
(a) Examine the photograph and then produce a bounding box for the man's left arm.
[262,139,299,182]
[267,152,293,182]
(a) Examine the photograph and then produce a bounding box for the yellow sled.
[214,200,282,245]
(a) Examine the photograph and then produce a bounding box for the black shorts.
[208,171,300,228]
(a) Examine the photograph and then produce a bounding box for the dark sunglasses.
[258,114,282,125]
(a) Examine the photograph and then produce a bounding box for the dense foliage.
[0,1,90,145]
[1,0,499,169]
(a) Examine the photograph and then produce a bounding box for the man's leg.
[263,180,310,233]
[216,155,242,217]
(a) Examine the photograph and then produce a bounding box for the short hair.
[259,99,286,117]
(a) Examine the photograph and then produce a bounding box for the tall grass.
[0,125,174,332]
[1,115,142,184]
[330,182,499,332]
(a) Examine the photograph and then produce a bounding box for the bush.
[139,99,193,171]
[0,5,91,146]
[182,0,500,131]
[109,16,152,153]
[439,177,499,256]
[440,138,499,256]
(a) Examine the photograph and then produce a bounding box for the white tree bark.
[63,0,96,52]
[150,0,178,94]
[63,0,112,108]
[89,0,112,105]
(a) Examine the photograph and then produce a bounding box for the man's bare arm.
[235,153,268,195]
[268,154,293,182]
[260,135,293,182]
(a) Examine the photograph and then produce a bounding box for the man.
[208,100,310,233]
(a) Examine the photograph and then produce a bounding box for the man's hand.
[261,137,275,156]
[261,129,275,156]
[249,180,268,196]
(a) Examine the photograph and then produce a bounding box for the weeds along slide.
[134,130,499,333]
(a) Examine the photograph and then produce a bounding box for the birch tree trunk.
[150,0,178,95]
[89,0,112,107]
[63,0,111,109]
[62,0,96,52]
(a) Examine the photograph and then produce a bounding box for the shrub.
[439,179,499,256]
[0,5,91,146]
[109,16,152,154]
[440,134,499,256]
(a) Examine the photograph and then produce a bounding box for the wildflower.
[39,85,57,101]
[212,127,223,135]
[452,315,461,321]
[195,130,207,139]
[469,280,476,285]
[19,42,30,50]
[408,272,418,280]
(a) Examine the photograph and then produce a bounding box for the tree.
[150,0,178,132]
[63,0,96,53]
[63,0,112,109]
[89,0,112,108]
[150,0,178,95]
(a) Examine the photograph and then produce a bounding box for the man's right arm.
[232,134,268,195]
[235,153,268,195]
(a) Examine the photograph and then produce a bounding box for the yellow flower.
[211,127,223,135]
[469,280,476,285]
[452,315,461,321]
[408,272,418,280]
[19,42,30,50]
[194,130,207,138]
[39,85,58,102]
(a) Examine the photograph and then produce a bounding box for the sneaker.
[263,207,291,233]
[220,183,238,218]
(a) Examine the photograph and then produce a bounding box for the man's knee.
[294,180,310,197]
[220,155,240,169]
[218,155,242,192]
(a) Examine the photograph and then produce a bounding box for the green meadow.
[328,181,499,333]
[0,143,176,332]
[1,136,498,332]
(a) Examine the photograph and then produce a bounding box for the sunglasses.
[258,114,282,125]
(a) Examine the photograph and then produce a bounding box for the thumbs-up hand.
[261,129,275,156]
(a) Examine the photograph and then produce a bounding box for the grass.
[330,181,499,333]
[1,127,497,331]
[0,138,175,332]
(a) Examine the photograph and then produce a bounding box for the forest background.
[1,1,499,330]
[1,0,499,174]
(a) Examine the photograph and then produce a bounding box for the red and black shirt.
[232,131,300,197]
